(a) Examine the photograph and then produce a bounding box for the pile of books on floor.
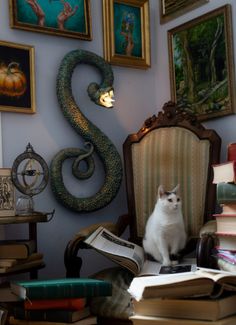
[6,277,112,325]
[0,239,44,274]
[128,268,236,324]
[212,142,236,268]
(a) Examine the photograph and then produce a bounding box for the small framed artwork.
[0,168,15,217]
[9,0,92,41]
[103,0,150,69]
[168,5,235,121]
[0,40,35,114]
[160,0,209,24]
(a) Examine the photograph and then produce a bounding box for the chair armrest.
[196,220,218,268]
[64,214,130,277]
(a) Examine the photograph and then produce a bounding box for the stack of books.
[0,239,44,274]
[128,269,236,324]
[7,277,112,325]
[212,142,236,266]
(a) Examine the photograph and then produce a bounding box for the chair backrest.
[123,102,221,245]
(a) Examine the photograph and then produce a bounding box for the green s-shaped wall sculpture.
[50,49,123,212]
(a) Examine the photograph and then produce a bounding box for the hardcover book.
[0,240,35,259]
[221,203,236,214]
[10,277,112,300]
[24,297,86,310]
[128,268,236,301]
[215,233,236,251]
[214,214,236,234]
[129,314,236,325]
[227,143,236,161]
[13,306,90,323]
[217,183,236,204]
[9,315,97,325]
[213,161,236,184]
[0,253,43,274]
[132,293,236,321]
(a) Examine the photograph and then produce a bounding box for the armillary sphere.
[11,143,49,197]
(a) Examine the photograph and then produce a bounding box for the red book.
[24,297,87,310]
[227,143,236,161]
[212,161,236,184]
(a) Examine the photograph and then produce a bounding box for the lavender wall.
[0,0,236,279]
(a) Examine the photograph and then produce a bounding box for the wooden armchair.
[64,102,221,325]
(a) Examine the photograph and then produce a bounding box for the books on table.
[9,277,111,325]
[10,277,112,300]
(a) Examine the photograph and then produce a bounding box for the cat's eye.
[168,199,172,202]
[177,198,180,202]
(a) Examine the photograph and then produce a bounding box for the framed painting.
[0,40,35,114]
[0,168,15,217]
[168,5,235,121]
[160,0,209,24]
[9,0,92,40]
[103,0,150,69]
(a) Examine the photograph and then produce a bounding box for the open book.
[84,226,196,277]
[128,268,236,300]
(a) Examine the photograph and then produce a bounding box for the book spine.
[228,143,236,161]
[13,308,84,322]
[217,183,236,204]
[24,298,86,310]
[25,282,111,300]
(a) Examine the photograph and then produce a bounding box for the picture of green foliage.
[168,5,235,121]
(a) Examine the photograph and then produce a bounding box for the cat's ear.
[158,185,165,198]
[172,184,180,194]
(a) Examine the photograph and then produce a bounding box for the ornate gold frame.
[160,0,209,24]
[9,0,92,41]
[103,0,150,69]
[0,40,36,114]
[168,5,235,121]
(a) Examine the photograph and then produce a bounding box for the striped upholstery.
[131,127,210,238]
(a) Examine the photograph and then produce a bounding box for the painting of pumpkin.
[0,62,27,97]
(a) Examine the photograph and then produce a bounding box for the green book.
[13,306,90,323]
[10,278,112,300]
[217,183,236,204]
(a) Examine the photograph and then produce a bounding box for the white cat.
[143,184,187,266]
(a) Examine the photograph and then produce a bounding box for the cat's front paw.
[162,259,171,266]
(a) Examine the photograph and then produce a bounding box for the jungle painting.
[168,5,235,121]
